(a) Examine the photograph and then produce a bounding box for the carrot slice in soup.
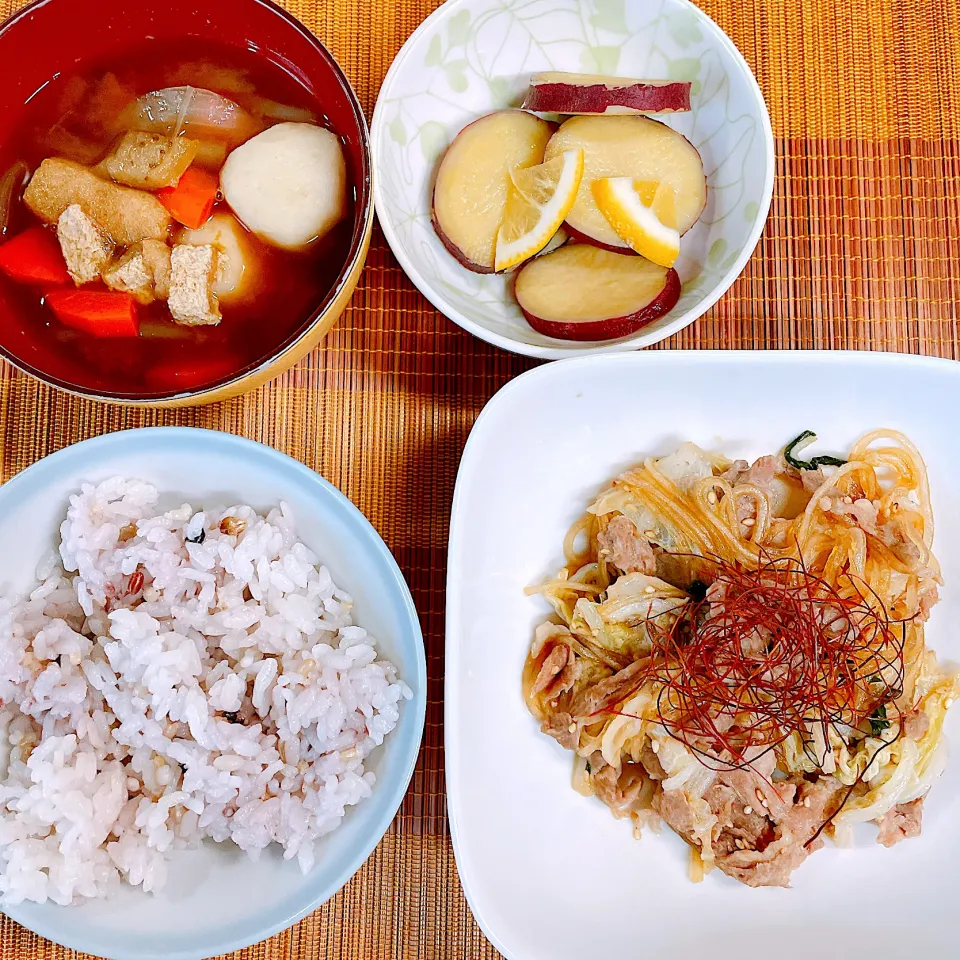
[46,290,139,337]
[0,226,71,285]
[157,167,219,229]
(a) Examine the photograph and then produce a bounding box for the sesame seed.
[707,491,717,505]
[819,497,831,511]
[742,517,756,527]
[803,797,811,808]
[735,839,745,849]
[644,530,656,538]
[633,825,642,840]
[644,585,656,594]
[568,723,577,733]
[946,698,955,709]
[755,788,763,801]
[744,806,753,815]
[651,741,660,754]
[126,777,139,792]
[551,699,559,707]
[761,799,769,809]
[843,496,853,504]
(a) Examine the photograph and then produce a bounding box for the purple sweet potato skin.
[517,261,682,341]
[523,80,691,115]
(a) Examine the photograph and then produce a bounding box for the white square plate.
[446,352,960,960]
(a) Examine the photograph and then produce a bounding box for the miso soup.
[0,38,355,397]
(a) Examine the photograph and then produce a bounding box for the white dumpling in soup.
[220,122,347,250]
[178,212,258,302]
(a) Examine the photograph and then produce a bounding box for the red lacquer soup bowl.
[0,0,372,406]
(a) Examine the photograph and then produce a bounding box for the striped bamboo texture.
[0,0,958,957]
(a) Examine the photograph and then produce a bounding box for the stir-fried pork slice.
[828,497,879,534]
[654,754,845,888]
[593,760,651,818]
[721,455,780,490]
[570,658,648,719]
[541,711,578,750]
[716,777,844,887]
[704,780,776,856]
[875,798,923,847]
[597,515,656,575]
[653,787,713,839]
[720,454,809,522]
[714,777,840,886]
[531,643,581,700]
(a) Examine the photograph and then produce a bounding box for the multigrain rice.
[0,478,411,904]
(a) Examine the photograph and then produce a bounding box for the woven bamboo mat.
[0,0,958,957]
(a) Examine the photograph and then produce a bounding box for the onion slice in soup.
[125,86,261,144]
[0,161,30,237]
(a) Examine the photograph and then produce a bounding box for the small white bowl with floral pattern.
[371,0,774,359]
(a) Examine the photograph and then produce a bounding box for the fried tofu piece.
[102,239,172,305]
[100,132,198,189]
[168,243,221,326]
[24,158,170,245]
[141,238,172,299]
[57,204,114,284]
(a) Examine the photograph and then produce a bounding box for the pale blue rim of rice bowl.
[0,427,427,960]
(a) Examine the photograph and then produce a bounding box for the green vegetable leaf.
[783,431,847,471]
[869,704,890,737]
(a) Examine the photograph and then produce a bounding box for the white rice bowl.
[0,477,412,907]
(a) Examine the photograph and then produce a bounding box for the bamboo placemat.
[0,0,958,957]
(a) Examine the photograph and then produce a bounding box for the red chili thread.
[646,552,905,772]
[595,552,906,776]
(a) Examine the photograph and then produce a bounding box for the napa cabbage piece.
[652,442,717,492]
[571,574,688,660]
[590,487,664,535]
[830,660,959,832]
[598,687,654,767]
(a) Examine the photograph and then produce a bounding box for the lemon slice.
[591,178,681,267]
[494,149,584,273]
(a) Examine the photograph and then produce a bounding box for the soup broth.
[0,38,354,397]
